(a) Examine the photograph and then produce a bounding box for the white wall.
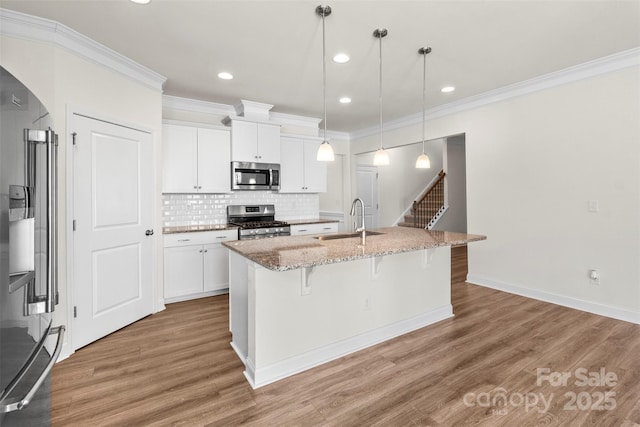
[434,135,467,233]
[1,34,164,349]
[351,65,640,321]
[354,140,443,226]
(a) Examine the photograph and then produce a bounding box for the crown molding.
[164,94,331,133]
[270,111,321,129]
[163,94,235,116]
[350,47,640,141]
[0,8,166,92]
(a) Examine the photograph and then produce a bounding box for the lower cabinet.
[164,230,237,303]
[290,222,338,236]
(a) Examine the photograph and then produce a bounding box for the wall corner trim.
[0,8,167,92]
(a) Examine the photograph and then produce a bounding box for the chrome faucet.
[350,198,366,245]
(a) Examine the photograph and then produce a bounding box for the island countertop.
[223,227,486,271]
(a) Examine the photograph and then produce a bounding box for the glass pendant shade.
[317,140,335,161]
[373,148,390,165]
[415,152,431,169]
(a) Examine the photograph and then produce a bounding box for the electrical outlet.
[588,200,599,213]
[589,269,600,285]
[363,297,371,311]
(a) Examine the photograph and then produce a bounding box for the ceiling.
[2,0,639,132]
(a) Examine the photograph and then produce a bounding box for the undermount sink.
[313,231,385,241]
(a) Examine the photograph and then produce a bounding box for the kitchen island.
[223,227,485,388]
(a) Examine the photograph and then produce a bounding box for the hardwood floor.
[52,246,640,426]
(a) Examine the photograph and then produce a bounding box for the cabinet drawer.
[164,230,238,247]
[290,223,338,236]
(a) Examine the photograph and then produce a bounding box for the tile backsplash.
[162,192,319,227]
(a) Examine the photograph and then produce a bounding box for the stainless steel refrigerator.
[0,66,65,425]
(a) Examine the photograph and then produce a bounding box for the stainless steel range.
[227,204,290,240]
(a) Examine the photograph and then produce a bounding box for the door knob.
[145,229,154,236]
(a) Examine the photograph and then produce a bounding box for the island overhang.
[223,227,486,271]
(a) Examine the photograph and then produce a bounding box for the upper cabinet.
[279,137,327,193]
[162,123,231,193]
[230,120,280,164]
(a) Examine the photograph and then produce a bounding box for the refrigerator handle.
[0,325,65,414]
[24,129,58,313]
[46,130,58,310]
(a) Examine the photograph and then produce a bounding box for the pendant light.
[415,47,432,169]
[373,28,389,166]
[316,5,335,162]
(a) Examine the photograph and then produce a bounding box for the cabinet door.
[257,123,281,164]
[197,128,231,193]
[162,124,198,193]
[279,137,305,193]
[303,141,327,193]
[164,245,203,298]
[203,243,230,292]
[231,120,258,162]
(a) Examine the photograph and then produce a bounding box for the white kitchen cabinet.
[290,222,338,236]
[162,124,230,193]
[280,137,327,193]
[230,120,280,164]
[164,230,237,302]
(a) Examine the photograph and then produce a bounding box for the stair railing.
[412,170,446,229]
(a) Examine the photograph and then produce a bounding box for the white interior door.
[72,113,154,350]
[355,165,379,229]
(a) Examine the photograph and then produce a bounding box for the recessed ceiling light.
[333,53,350,63]
[130,0,150,4]
[441,86,455,93]
[339,97,351,104]
[218,72,233,80]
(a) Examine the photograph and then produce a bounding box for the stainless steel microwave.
[231,161,280,191]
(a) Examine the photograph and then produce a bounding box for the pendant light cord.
[422,50,426,152]
[322,10,328,141]
[378,32,383,150]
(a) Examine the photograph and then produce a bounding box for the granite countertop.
[285,219,339,226]
[223,227,486,271]
[163,224,238,234]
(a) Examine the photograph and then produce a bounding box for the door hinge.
[376,173,379,179]
[73,220,76,231]
[72,132,77,145]
[74,306,77,318]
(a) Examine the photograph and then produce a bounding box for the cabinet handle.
[199,249,203,253]
[216,236,228,239]
[323,227,332,230]
[203,249,208,253]
[193,185,198,189]
[145,229,154,236]
[298,229,307,232]
[177,239,191,242]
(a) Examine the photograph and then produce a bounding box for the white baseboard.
[467,275,640,325]
[164,288,228,304]
[247,304,453,388]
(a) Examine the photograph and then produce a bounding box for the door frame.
[63,106,159,358]
[355,164,379,229]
